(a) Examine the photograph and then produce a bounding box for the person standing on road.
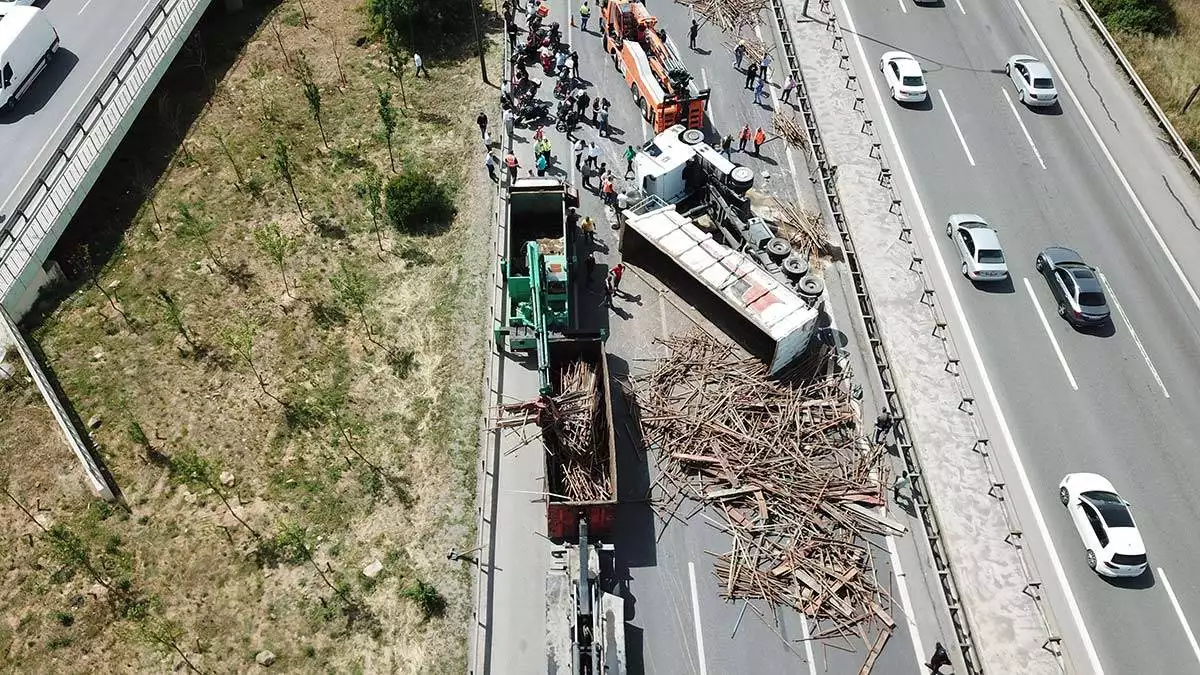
[608,262,625,292]
[925,643,952,673]
[534,125,546,142]
[570,50,580,79]
[476,112,488,139]
[720,134,733,158]
[623,144,636,174]
[753,127,766,155]
[598,107,610,137]
[780,73,797,103]
[744,61,759,89]
[414,53,429,78]
[753,76,767,106]
[579,0,591,32]
[536,153,548,176]
[504,151,520,181]
[503,108,516,138]
[484,150,498,181]
[688,19,700,50]
[573,138,586,169]
[759,53,772,79]
[586,141,600,169]
[577,90,591,118]
[591,97,601,123]
[566,205,580,231]
[738,124,751,152]
[581,215,596,242]
[874,410,894,444]
[733,40,746,70]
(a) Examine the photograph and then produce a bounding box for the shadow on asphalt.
[1075,317,1117,338]
[975,277,1016,294]
[1104,567,1157,590]
[0,49,78,124]
[1028,101,1065,116]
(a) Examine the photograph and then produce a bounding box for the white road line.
[79,0,96,14]
[799,614,818,675]
[955,0,966,14]
[897,0,908,14]
[837,0,1107,671]
[1022,277,1079,390]
[1159,568,1200,666]
[687,561,709,675]
[1009,0,1200,320]
[1,0,160,213]
[1001,88,1046,170]
[886,534,927,672]
[938,89,975,166]
[1098,271,1169,398]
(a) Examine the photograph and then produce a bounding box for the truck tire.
[799,276,825,298]
[681,128,705,145]
[782,255,809,278]
[765,237,791,259]
[729,166,754,193]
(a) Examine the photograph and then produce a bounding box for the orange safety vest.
[753,129,766,144]
[740,126,751,140]
[504,154,518,168]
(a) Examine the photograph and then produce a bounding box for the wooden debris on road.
[721,35,775,65]
[495,359,611,502]
[684,0,771,34]
[772,196,830,259]
[633,332,894,671]
[772,112,810,151]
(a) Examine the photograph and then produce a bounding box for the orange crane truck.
[601,0,709,132]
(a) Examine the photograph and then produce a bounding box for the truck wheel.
[640,98,651,123]
[799,276,825,298]
[782,255,809,278]
[765,237,791,259]
[729,166,755,193]
[681,128,705,145]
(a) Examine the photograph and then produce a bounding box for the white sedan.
[1006,54,1058,107]
[879,51,928,103]
[945,214,1008,281]
[1059,473,1148,578]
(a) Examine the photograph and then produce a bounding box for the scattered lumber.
[495,359,611,502]
[772,112,809,151]
[633,332,894,671]
[772,196,829,259]
[721,36,775,66]
[683,0,771,34]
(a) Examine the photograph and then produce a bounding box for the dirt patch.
[0,0,500,672]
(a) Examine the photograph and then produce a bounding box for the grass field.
[1105,0,1200,153]
[0,0,497,671]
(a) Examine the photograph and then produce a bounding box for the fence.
[0,0,213,310]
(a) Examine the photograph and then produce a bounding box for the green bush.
[1091,0,1176,35]
[385,170,457,235]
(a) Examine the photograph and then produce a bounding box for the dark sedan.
[1035,247,1110,327]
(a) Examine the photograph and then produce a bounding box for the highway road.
[837,0,1200,671]
[0,0,162,212]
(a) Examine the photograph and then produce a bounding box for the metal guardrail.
[1074,0,1200,184]
[0,0,211,305]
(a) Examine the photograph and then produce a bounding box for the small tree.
[296,0,311,28]
[270,19,291,69]
[330,263,378,348]
[402,579,446,620]
[156,289,200,354]
[384,169,456,235]
[134,616,205,674]
[383,29,408,107]
[294,53,328,149]
[71,244,134,330]
[329,32,348,87]
[168,448,260,539]
[376,86,398,173]
[273,138,305,220]
[274,523,350,602]
[211,128,245,187]
[221,319,285,408]
[176,204,234,278]
[354,169,385,256]
[253,222,295,295]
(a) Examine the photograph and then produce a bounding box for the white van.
[0,5,59,113]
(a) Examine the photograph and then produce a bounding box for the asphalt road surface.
[0,0,163,213]
[837,0,1200,671]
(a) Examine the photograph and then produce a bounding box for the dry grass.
[1110,0,1200,153]
[0,0,499,672]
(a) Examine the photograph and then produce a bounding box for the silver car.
[1006,54,1058,107]
[946,215,1008,281]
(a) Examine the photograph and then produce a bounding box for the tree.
[134,616,205,674]
[221,319,286,408]
[156,289,200,354]
[382,29,408,107]
[211,128,245,188]
[354,169,386,256]
[176,203,234,279]
[329,263,377,348]
[253,222,295,295]
[168,448,260,539]
[294,53,328,149]
[384,169,456,235]
[274,523,350,602]
[272,138,305,220]
[376,86,398,173]
[402,579,446,620]
[71,244,134,330]
[328,31,348,87]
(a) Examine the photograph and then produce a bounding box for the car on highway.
[1035,247,1110,326]
[879,51,928,104]
[945,214,1008,281]
[1059,473,1148,577]
[1006,54,1058,107]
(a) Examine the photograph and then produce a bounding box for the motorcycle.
[555,103,578,132]
[516,98,551,125]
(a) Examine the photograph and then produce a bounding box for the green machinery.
[495,178,591,395]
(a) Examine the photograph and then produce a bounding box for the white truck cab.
[0,5,59,113]
[632,125,754,204]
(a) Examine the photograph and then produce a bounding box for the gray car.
[1035,247,1110,327]
[1006,54,1058,107]
[946,214,1008,281]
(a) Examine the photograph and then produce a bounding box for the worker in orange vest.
[738,124,752,152]
[753,127,767,155]
[601,177,616,205]
[504,151,520,181]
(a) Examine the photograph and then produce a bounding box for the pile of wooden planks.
[632,332,897,671]
[772,112,809,151]
[496,359,612,502]
[722,36,775,66]
[772,196,829,258]
[683,0,770,33]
